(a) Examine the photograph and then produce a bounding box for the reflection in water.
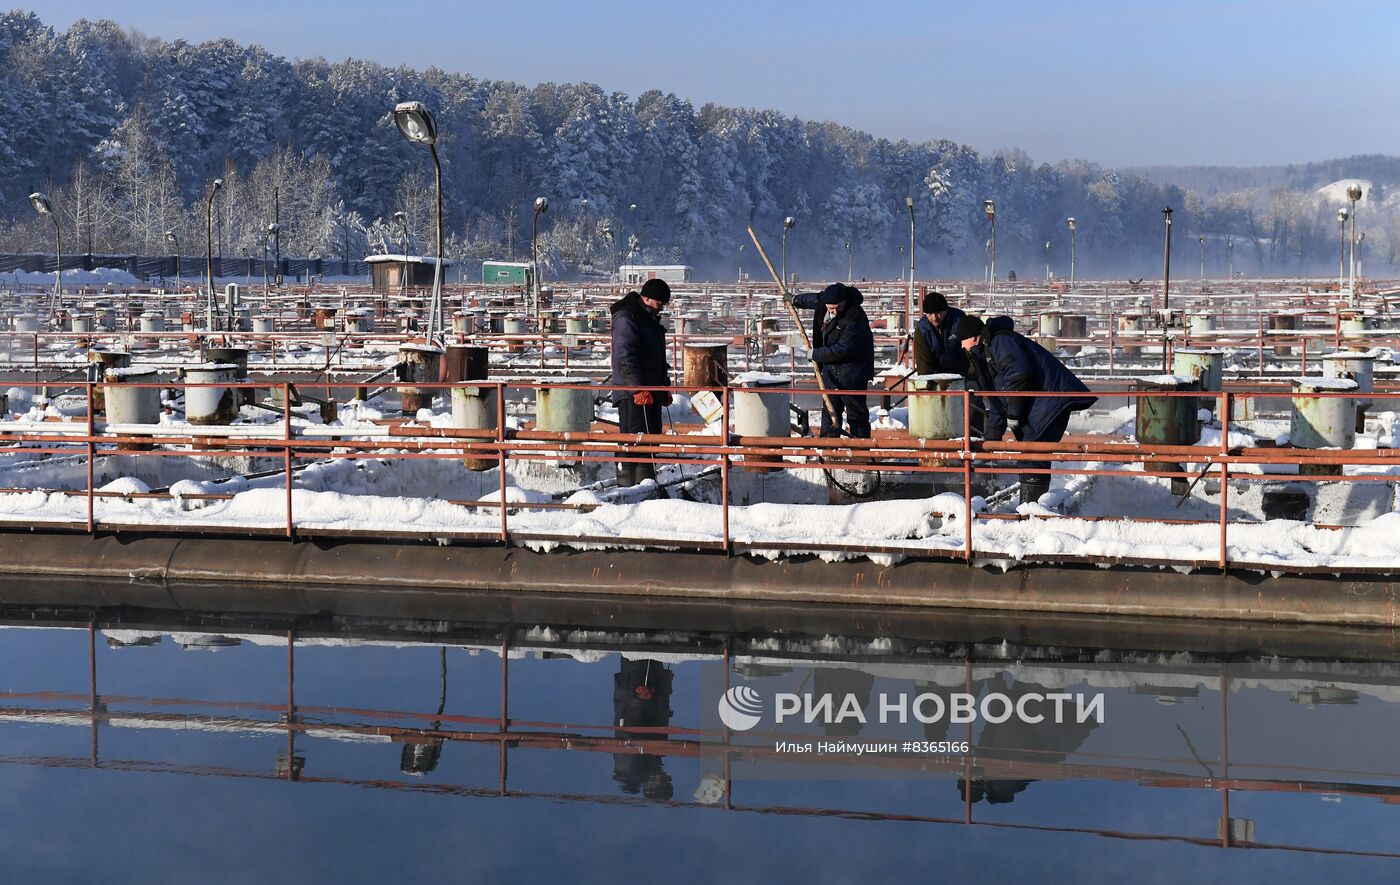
[0,597,1396,876]
[613,658,674,801]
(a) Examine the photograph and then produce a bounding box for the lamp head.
[982,199,995,218]
[393,101,437,145]
[393,211,406,225]
[1066,216,1076,231]
[165,229,176,243]
[1199,236,1206,245]
[533,196,548,214]
[1338,207,1349,222]
[28,192,52,215]
[783,216,795,230]
[268,222,280,234]
[905,196,914,209]
[211,178,223,193]
[1346,183,1363,202]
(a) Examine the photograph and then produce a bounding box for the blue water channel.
[0,607,1394,882]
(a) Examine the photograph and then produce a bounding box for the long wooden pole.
[745,226,837,417]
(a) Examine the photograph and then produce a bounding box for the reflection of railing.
[2,622,1398,860]
[0,380,1397,575]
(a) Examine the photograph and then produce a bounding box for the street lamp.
[393,100,445,342]
[1198,235,1206,282]
[1160,207,1173,372]
[165,229,180,294]
[1227,238,1234,281]
[1346,183,1362,297]
[601,224,615,283]
[738,243,745,282]
[1337,207,1349,293]
[1357,231,1366,280]
[206,178,223,330]
[1066,217,1077,294]
[531,196,548,317]
[392,210,409,302]
[781,216,795,286]
[905,195,915,328]
[29,192,60,315]
[845,241,852,282]
[982,200,996,296]
[264,224,279,296]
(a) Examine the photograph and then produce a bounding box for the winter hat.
[922,291,949,314]
[639,278,671,303]
[953,315,985,341]
[819,283,850,305]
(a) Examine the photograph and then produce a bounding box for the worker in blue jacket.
[954,314,1097,504]
[787,283,875,438]
[912,291,968,376]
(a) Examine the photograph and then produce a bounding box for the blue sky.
[23,0,1400,167]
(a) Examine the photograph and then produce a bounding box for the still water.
[0,589,1396,882]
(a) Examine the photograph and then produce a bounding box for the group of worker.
[608,278,1094,503]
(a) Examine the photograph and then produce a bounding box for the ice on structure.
[1292,377,1359,391]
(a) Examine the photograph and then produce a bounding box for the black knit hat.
[639,278,671,303]
[819,283,850,305]
[922,291,949,314]
[953,315,985,341]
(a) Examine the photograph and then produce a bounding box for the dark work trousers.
[617,398,664,485]
[1014,408,1072,502]
[819,388,871,439]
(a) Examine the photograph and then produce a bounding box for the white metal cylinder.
[535,377,594,432]
[907,374,966,440]
[103,367,162,425]
[183,363,239,425]
[732,373,791,437]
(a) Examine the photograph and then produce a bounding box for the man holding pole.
[786,283,875,438]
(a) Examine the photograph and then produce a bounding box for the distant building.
[481,260,534,287]
[366,255,450,293]
[619,264,692,286]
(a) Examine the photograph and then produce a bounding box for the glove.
[656,391,673,407]
[794,348,810,362]
[1006,418,1022,434]
[633,391,654,406]
[783,291,795,304]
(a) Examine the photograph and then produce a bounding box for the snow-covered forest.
[0,10,1395,280]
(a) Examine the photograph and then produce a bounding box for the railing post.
[721,385,731,555]
[86,381,95,533]
[283,383,294,539]
[497,381,509,546]
[963,388,973,562]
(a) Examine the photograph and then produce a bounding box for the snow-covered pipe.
[343,309,374,334]
[907,374,965,441]
[139,314,165,333]
[252,317,275,334]
[1290,377,1356,453]
[451,311,472,334]
[504,314,528,352]
[397,344,443,415]
[95,307,116,331]
[183,363,239,426]
[732,372,791,474]
[103,366,161,426]
[534,376,593,433]
[1340,315,1370,341]
[70,316,91,334]
[566,315,588,335]
[1135,375,1201,492]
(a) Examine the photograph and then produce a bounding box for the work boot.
[635,462,657,485]
[1019,476,1051,505]
[616,463,637,487]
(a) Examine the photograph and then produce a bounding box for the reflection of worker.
[958,677,1100,805]
[813,667,876,737]
[612,658,674,800]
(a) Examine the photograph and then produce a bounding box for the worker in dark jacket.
[912,291,968,376]
[610,278,672,486]
[787,283,875,438]
[955,314,1097,504]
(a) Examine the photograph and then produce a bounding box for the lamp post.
[1357,231,1365,280]
[1198,235,1206,282]
[1044,240,1052,281]
[845,241,852,282]
[261,232,270,295]
[206,178,223,331]
[531,196,548,317]
[906,195,915,329]
[393,100,446,342]
[266,223,279,296]
[1346,183,1362,298]
[982,200,996,298]
[165,229,180,294]
[738,243,745,282]
[601,225,615,284]
[393,210,409,302]
[781,216,795,286]
[1336,208,1348,294]
[898,245,905,282]
[1227,239,1234,281]
[1066,217,1076,294]
[29,192,60,317]
[1160,207,1173,372]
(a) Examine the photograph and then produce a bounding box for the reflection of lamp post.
[531,196,548,317]
[401,647,449,776]
[845,241,852,282]
[1066,217,1076,293]
[29,192,60,319]
[165,229,180,295]
[206,178,223,331]
[1336,208,1348,293]
[393,100,445,342]
[781,216,795,286]
[982,200,996,296]
[1346,183,1362,297]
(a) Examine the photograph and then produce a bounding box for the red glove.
[656,391,673,407]
[633,391,654,406]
